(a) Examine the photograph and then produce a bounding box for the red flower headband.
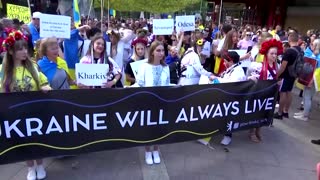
[259,39,284,55]
[2,30,28,50]
[131,38,148,47]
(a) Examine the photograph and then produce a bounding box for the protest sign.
[75,63,109,86]
[153,19,174,35]
[0,80,277,164]
[175,15,195,32]
[6,4,31,24]
[130,59,148,78]
[297,57,317,86]
[40,14,71,39]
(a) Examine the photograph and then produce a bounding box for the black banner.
[0,81,277,164]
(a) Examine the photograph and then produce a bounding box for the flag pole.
[107,0,110,29]
[27,0,32,19]
[87,0,93,24]
[101,0,104,30]
[218,0,223,26]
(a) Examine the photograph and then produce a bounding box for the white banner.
[40,14,71,39]
[130,59,148,78]
[175,15,195,32]
[75,63,109,86]
[152,19,174,35]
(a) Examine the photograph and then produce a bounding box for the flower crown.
[131,38,148,47]
[259,39,283,55]
[2,30,28,50]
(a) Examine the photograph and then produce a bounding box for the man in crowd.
[28,12,42,47]
[274,32,301,119]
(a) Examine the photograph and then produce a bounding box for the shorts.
[279,77,296,92]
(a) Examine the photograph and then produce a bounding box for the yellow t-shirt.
[0,65,48,92]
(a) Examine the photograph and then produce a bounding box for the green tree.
[94,0,201,13]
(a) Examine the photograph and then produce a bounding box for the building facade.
[208,0,320,32]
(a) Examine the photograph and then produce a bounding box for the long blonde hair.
[132,42,147,61]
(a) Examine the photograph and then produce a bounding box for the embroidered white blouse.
[136,62,170,87]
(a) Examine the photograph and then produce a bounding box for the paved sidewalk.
[1,89,320,180]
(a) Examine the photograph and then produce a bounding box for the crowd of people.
[0,11,320,180]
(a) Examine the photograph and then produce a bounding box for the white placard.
[40,14,71,39]
[152,19,174,35]
[228,49,251,67]
[175,15,195,32]
[75,63,109,86]
[199,75,210,85]
[106,41,111,56]
[130,59,148,78]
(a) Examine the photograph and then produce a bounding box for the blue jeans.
[303,86,316,117]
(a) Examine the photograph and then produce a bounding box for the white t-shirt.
[218,63,247,83]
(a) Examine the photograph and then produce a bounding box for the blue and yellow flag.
[73,0,80,28]
[109,9,116,17]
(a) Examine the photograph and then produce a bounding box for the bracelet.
[113,79,117,84]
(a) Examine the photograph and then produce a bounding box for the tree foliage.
[94,0,201,13]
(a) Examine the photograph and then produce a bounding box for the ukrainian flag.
[109,9,116,17]
[73,0,80,28]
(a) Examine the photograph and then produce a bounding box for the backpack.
[287,47,304,78]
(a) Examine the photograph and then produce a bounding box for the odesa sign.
[175,15,195,32]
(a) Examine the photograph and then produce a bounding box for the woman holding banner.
[136,41,170,165]
[0,30,51,180]
[247,39,283,142]
[79,35,122,88]
[293,39,320,121]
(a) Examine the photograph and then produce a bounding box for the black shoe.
[274,112,283,120]
[283,112,289,118]
[311,139,320,145]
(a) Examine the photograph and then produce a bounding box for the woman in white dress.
[136,41,170,165]
[178,39,215,85]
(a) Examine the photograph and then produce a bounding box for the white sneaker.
[293,115,308,121]
[152,151,161,164]
[36,165,47,180]
[145,151,153,165]
[221,136,232,146]
[294,111,304,116]
[27,166,36,180]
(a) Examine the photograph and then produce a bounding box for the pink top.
[238,39,254,50]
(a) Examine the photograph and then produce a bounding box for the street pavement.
[1,89,320,180]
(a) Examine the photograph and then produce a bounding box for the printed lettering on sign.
[0,80,278,164]
[175,15,195,32]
